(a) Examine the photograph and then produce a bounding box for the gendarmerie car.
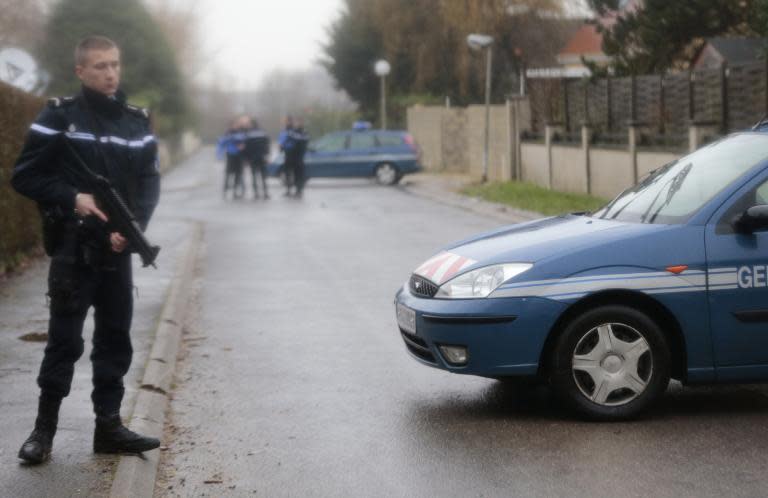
[396,131,768,420]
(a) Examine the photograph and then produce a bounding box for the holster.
[39,205,67,257]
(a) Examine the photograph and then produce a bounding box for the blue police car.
[395,131,768,420]
[268,127,421,185]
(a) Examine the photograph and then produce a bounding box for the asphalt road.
[155,148,768,498]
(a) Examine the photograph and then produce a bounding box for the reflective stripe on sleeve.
[30,123,63,135]
[30,123,155,148]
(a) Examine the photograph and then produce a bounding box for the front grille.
[400,329,437,364]
[410,274,438,298]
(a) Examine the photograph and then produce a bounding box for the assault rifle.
[60,138,160,268]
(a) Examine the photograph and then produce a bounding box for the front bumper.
[394,283,567,377]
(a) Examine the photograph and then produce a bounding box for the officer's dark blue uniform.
[278,124,309,196]
[244,122,270,199]
[292,126,309,196]
[11,85,160,461]
[217,127,247,199]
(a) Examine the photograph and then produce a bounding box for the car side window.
[717,177,768,234]
[376,134,404,147]
[756,180,768,205]
[348,133,376,150]
[313,134,347,152]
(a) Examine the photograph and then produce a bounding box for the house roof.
[706,37,765,65]
[559,24,603,57]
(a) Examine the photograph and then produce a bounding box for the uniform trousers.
[39,252,133,416]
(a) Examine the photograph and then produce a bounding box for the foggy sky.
[195,0,344,89]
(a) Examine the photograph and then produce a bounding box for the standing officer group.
[217,116,270,200]
[11,35,161,464]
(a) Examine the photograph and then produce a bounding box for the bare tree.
[0,0,49,51]
[144,0,205,80]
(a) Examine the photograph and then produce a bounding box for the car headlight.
[436,263,532,299]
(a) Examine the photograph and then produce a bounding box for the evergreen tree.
[41,0,190,135]
[587,0,763,75]
[322,0,383,121]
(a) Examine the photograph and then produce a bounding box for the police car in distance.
[267,123,421,185]
[395,131,768,420]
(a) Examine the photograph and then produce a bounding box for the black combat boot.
[93,414,160,454]
[18,395,61,464]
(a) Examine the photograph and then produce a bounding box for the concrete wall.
[407,99,531,181]
[589,148,634,199]
[552,144,587,193]
[637,150,679,178]
[521,143,549,187]
[409,99,692,201]
[521,139,686,199]
[406,106,445,172]
[441,107,468,172]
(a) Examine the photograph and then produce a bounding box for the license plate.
[396,303,417,335]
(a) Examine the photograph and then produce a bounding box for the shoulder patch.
[46,96,75,109]
[124,103,150,120]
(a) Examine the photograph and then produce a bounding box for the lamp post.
[467,34,494,183]
[374,59,391,130]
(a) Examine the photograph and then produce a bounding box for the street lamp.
[467,33,494,183]
[374,59,391,130]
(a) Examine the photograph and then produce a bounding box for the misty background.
[0,0,594,142]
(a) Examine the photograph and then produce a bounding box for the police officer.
[278,116,298,196]
[292,119,310,198]
[244,117,270,199]
[217,117,248,199]
[11,35,161,464]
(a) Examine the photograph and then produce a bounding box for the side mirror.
[734,205,768,233]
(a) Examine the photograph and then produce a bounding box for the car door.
[306,132,348,178]
[345,132,379,177]
[706,169,768,377]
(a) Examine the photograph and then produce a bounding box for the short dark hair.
[75,36,119,65]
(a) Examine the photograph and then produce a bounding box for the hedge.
[0,81,45,274]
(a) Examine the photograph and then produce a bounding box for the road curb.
[109,222,203,498]
[400,180,541,224]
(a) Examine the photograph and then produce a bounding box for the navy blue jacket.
[244,127,270,164]
[11,86,160,231]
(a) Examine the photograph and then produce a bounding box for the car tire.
[549,305,670,421]
[375,162,399,185]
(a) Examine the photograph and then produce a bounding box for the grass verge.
[462,181,608,216]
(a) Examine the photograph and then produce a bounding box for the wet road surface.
[156,149,768,498]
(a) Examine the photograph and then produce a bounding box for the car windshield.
[592,134,768,224]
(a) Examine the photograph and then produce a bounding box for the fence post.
[606,74,613,131]
[562,78,570,132]
[630,74,637,123]
[582,124,592,195]
[628,124,639,184]
[720,62,729,135]
[688,125,699,153]
[545,124,555,189]
[506,98,515,182]
[658,75,666,135]
[688,70,695,122]
[517,98,526,181]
